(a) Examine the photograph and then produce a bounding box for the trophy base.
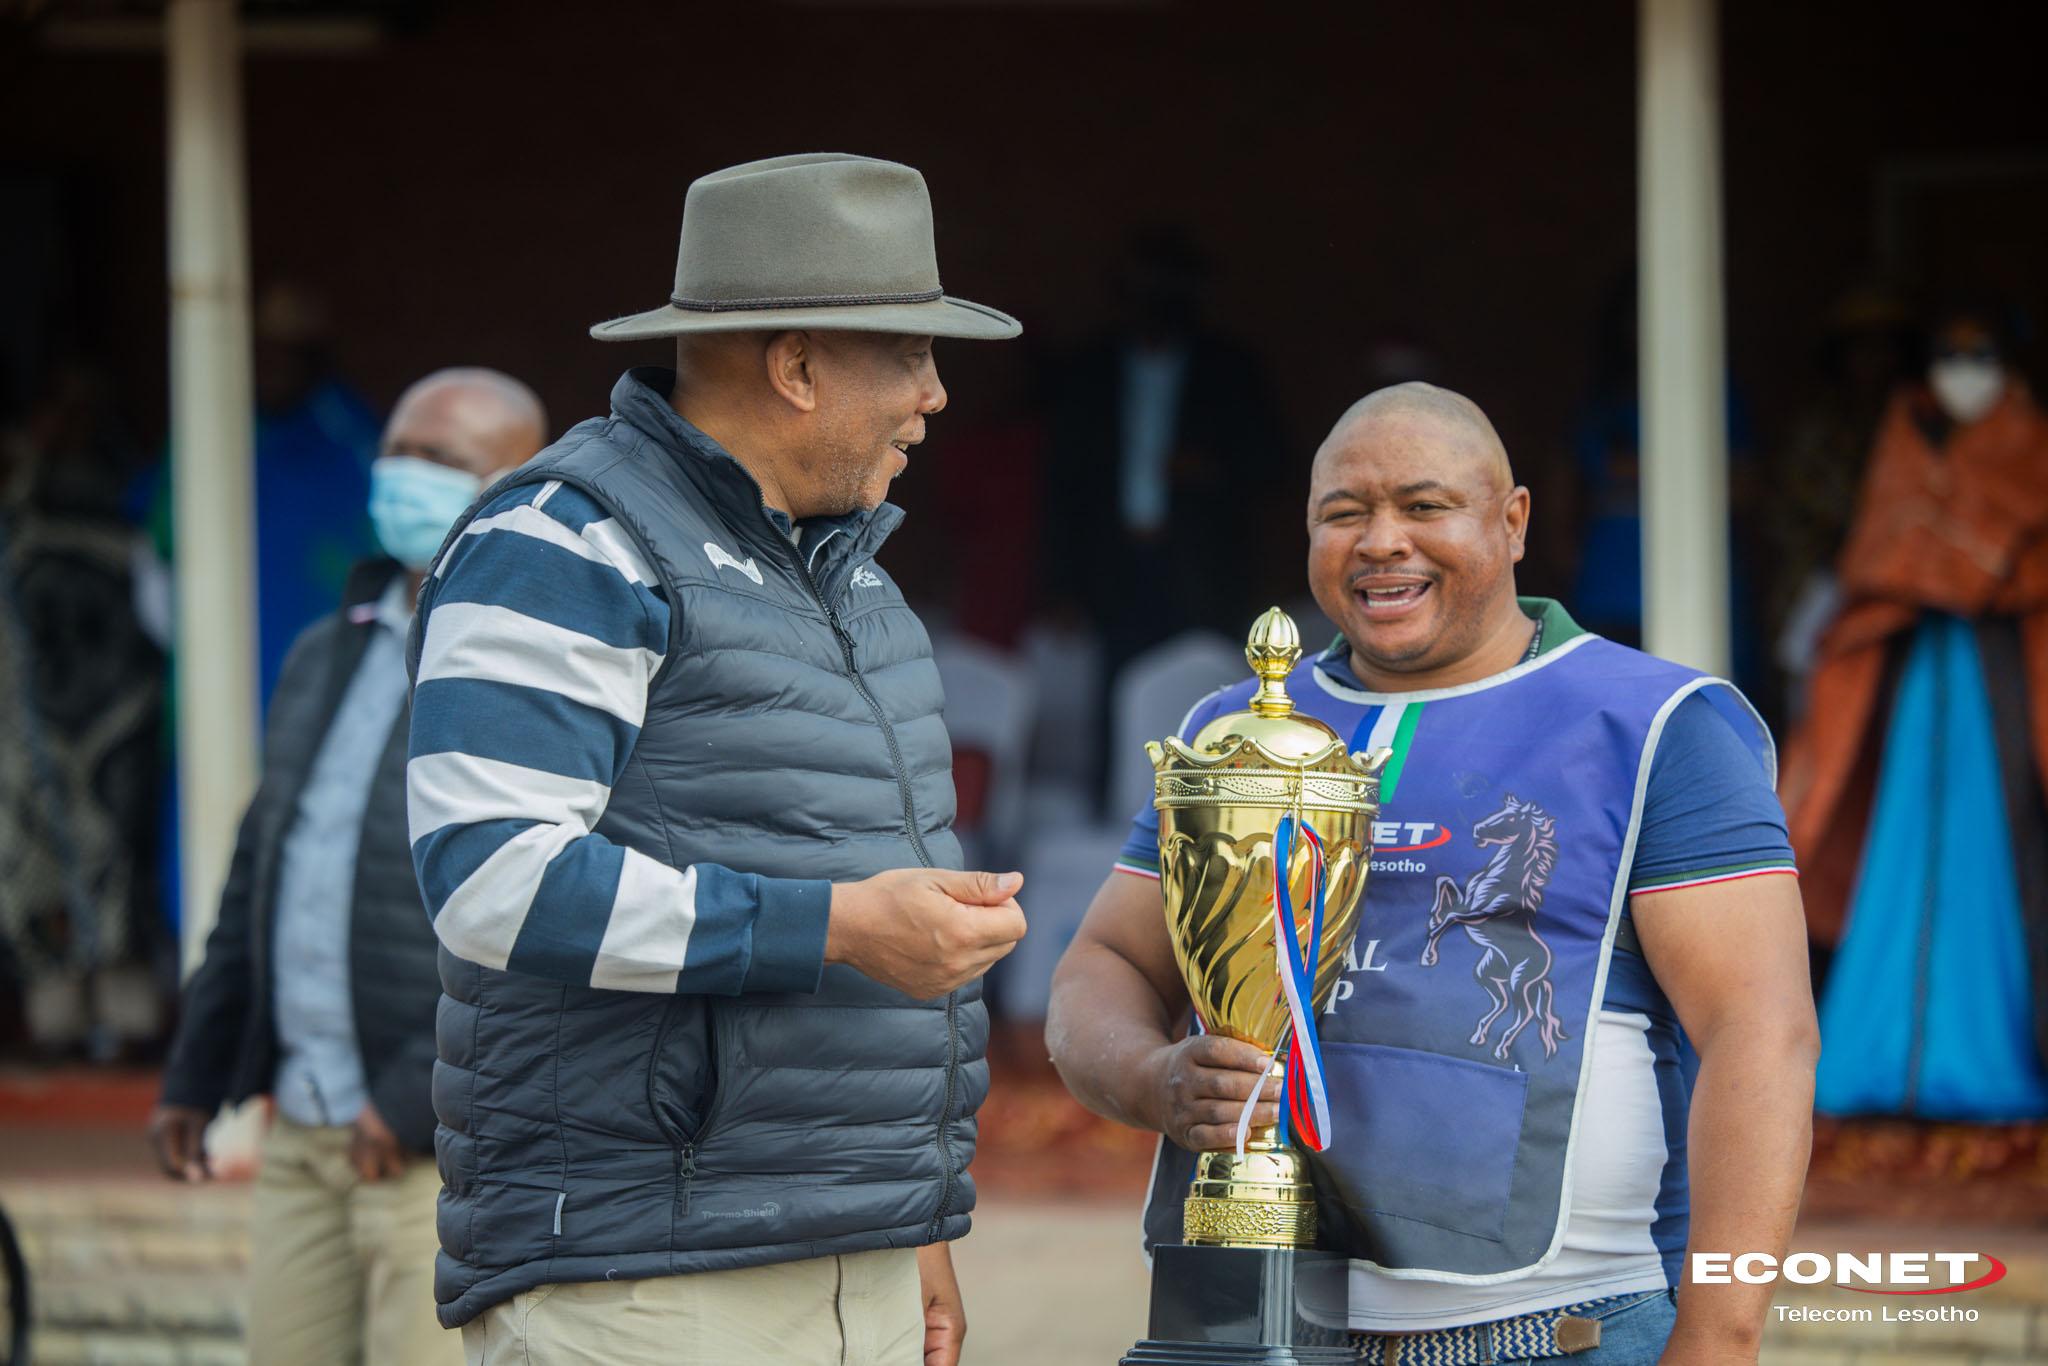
[1182,1145,1317,1249]
[1120,1244,1353,1365]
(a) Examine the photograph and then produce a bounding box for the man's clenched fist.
[826,868,1027,1000]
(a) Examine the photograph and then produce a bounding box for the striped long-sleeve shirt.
[406,479,831,995]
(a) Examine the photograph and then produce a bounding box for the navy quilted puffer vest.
[415,370,982,1328]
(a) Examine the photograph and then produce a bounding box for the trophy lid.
[1188,607,1345,763]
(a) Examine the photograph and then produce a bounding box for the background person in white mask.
[149,368,547,1366]
[1784,300,2048,1126]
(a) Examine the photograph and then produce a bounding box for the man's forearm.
[1668,1021,1817,1360]
[1045,943,1176,1132]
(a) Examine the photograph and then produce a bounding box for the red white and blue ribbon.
[1272,815,1332,1152]
[1226,815,1337,1158]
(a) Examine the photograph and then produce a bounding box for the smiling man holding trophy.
[1049,385,1818,1365]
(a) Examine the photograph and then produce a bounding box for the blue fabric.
[407,677,639,782]
[427,512,668,651]
[1630,693,1790,887]
[1304,642,1732,1274]
[132,380,383,939]
[1815,615,2048,1120]
[1566,387,1756,638]
[271,577,411,1127]
[253,382,384,704]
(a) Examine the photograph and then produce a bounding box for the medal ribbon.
[1271,814,1332,1152]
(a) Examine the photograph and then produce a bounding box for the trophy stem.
[1181,1059,1318,1248]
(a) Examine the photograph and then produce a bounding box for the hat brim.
[589,294,1020,343]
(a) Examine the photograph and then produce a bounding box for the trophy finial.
[1246,607,1301,718]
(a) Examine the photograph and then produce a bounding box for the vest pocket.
[648,997,719,1145]
[461,1180,565,1268]
[1316,1041,1529,1244]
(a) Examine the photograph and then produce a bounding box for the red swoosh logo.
[1384,828,1453,854]
[1840,1256,2007,1295]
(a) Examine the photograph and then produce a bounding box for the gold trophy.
[1123,608,1386,1365]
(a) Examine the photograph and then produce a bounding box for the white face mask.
[1928,358,2005,425]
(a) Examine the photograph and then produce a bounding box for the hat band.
[669,287,943,313]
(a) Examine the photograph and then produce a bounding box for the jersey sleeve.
[407,479,831,996]
[1112,687,1232,880]
[1627,690,1797,896]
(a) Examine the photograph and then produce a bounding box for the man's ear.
[764,330,819,413]
[1504,485,1531,563]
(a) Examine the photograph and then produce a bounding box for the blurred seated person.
[1783,301,2048,1120]
[1043,230,1280,795]
[149,368,547,1365]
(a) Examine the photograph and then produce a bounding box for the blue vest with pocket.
[1140,632,1773,1281]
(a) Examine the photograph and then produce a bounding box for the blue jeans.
[1497,1288,1676,1366]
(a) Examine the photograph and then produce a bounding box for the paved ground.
[7,1174,2045,1365]
[6,1065,2048,1363]
[955,1200,1150,1363]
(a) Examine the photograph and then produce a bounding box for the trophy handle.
[1352,746,1393,777]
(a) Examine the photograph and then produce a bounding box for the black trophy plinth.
[1120,1244,1354,1364]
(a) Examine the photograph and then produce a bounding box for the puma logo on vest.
[851,565,883,589]
[703,541,764,585]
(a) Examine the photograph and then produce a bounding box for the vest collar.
[1312,597,1598,704]
[609,367,903,576]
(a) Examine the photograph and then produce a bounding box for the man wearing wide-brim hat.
[406,153,1028,1366]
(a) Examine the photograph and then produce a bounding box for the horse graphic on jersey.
[1420,794,1569,1063]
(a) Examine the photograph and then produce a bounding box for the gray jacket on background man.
[162,558,441,1153]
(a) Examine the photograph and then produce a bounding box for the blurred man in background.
[1043,230,1281,800]
[148,367,547,1366]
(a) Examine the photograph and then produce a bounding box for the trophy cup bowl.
[1123,607,1386,1365]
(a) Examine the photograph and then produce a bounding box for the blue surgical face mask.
[369,455,485,570]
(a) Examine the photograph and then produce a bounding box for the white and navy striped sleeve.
[407,479,832,995]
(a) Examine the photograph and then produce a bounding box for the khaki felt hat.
[590,153,1020,343]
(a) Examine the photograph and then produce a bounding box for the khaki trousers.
[460,1247,923,1366]
[245,1116,462,1366]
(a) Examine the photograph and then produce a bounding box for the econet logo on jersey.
[1691,1251,2007,1294]
[1370,821,1451,853]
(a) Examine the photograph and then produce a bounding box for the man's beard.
[820,444,889,514]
